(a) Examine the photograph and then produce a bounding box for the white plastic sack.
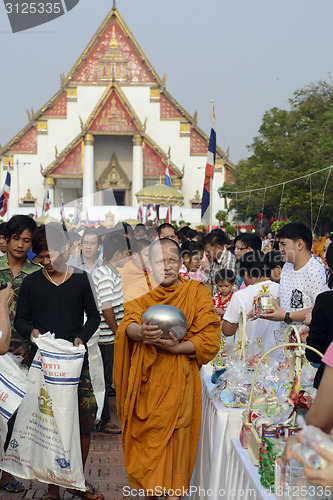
[0,353,30,460]
[1,333,86,491]
[87,330,105,422]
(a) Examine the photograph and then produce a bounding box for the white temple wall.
[76,86,106,123]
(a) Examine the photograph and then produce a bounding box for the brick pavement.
[0,397,128,500]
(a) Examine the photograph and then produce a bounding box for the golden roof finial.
[167,146,171,159]
[143,117,147,132]
[112,0,116,11]
[60,72,66,89]
[162,74,167,91]
[26,107,35,124]
[79,115,85,132]
[55,145,58,158]
[193,111,198,126]
[40,163,45,176]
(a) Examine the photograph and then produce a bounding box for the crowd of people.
[0,214,333,498]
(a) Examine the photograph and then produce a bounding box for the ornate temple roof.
[1,1,234,173]
[43,82,183,180]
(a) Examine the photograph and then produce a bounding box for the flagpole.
[209,100,214,232]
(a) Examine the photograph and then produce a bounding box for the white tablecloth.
[225,439,277,500]
[188,369,244,500]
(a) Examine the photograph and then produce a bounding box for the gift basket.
[240,326,323,469]
[210,311,278,407]
[252,283,276,319]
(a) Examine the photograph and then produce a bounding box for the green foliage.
[215,210,228,224]
[271,219,289,234]
[215,210,237,236]
[218,79,333,234]
[225,223,237,236]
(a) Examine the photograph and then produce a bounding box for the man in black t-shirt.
[15,223,103,500]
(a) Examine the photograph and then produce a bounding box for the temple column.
[132,134,143,207]
[46,177,55,207]
[83,133,95,209]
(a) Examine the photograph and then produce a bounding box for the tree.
[218,79,333,234]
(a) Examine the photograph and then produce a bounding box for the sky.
[0,0,333,165]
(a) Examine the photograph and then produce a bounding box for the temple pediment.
[88,85,139,134]
[45,139,83,178]
[69,9,156,85]
[96,153,131,190]
[44,92,67,119]
[9,126,37,154]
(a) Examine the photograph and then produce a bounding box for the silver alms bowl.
[141,304,188,340]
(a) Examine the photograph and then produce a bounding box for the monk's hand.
[149,332,180,353]
[74,337,84,347]
[141,319,163,343]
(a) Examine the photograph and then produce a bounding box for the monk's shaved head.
[149,237,181,261]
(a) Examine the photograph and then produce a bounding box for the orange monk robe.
[120,259,153,309]
[113,277,220,494]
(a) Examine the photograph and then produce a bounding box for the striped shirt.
[93,265,124,344]
[203,247,237,294]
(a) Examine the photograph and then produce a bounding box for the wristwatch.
[284,312,293,324]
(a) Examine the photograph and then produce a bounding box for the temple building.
[0,1,234,216]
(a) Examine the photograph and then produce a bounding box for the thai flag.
[60,193,65,223]
[146,204,151,225]
[137,206,143,223]
[0,172,11,217]
[42,187,51,214]
[201,105,216,226]
[166,206,172,223]
[165,161,172,187]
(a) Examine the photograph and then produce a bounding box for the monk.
[120,238,152,308]
[114,238,220,498]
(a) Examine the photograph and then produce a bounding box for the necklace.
[44,265,69,286]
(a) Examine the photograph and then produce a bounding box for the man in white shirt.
[69,227,102,279]
[260,222,330,336]
[93,232,129,434]
[222,251,280,352]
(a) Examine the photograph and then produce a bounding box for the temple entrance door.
[103,189,125,206]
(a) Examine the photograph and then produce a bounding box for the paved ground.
[0,396,128,500]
